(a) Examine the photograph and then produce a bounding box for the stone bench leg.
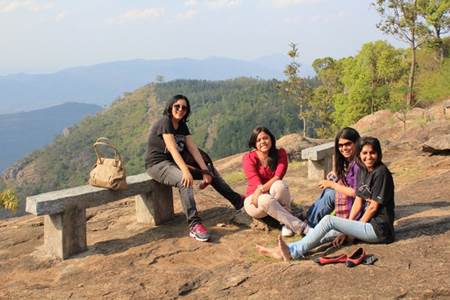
[307,156,333,180]
[135,180,174,225]
[44,207,87,259]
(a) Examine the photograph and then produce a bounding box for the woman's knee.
[244,195,269,218]
[270,180,289,196]
[257,194,276,211]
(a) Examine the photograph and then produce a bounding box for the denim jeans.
[288,215,381,259]
[306,188,336,227]
[147,160,242,227]
[147,160,200,227]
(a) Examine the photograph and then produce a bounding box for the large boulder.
[277,134,329,161]
[422,134,450,155]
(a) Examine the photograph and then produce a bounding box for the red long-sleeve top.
[242,148,288,197]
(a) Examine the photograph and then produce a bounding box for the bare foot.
[256,235,293,262]
[256,244,283,260]
[277,235,292,262]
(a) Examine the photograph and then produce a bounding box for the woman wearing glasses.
[305,127,361,231]
[145,95,243,242]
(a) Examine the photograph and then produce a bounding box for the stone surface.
[307,156,332,180]
[44,207,87,259]
[422,134,450,154]
[26,173,155,216]
[135,181,174,225]
[301,142,334,161]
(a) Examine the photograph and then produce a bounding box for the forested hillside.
[0,78,303,208]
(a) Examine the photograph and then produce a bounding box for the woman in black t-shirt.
[256,136,396,261]
[145,95,243,242]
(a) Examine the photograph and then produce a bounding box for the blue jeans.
[288,215,381,259]
[307,188,336,227]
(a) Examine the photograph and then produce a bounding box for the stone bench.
[26,173,173,259]
[301,142,334,180]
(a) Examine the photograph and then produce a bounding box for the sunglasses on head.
[173,104,187,111]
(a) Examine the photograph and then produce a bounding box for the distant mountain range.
[0,55,314,114]
[0,103,102,172]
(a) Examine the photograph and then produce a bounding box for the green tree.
[0,189,18,212]
[331,41,407,129]
[281,42,312,137]
[310,57,342,137]
[418,0,450,63]
[374,0,430,106]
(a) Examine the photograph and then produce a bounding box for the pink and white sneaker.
[189,223,210,242]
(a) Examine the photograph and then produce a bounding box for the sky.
[0,0,401,75]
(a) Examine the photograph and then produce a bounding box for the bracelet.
[258,185,264,193]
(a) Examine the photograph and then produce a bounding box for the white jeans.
[244,180,305,235]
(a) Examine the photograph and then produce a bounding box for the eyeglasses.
[338,141,353,148]
[173,104,187,111]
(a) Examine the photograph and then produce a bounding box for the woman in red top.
[242,127,309,236]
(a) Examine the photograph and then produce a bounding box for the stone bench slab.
[301,142,334,161]
[26,173,154,216]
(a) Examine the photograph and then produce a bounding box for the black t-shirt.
[356,164,395,243]
[145,116,191,169]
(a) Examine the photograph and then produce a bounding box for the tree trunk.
[302,116,308,138]
[407,45,417,107]
[436,31,444,65]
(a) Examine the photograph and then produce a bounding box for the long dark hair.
[164,94,191,123]
[334,127,360,180]
[356,136,384,171]
[248,127,278,171]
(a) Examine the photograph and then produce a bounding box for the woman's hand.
[318,180,335,190]
[202,173,212,185]
[251,185,263,207]
[181,170,194,187]
[199,173,212,189]
[332,233,347,248]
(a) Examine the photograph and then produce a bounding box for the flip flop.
[362,254,378,265]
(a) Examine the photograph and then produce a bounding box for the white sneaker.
[281,225,294,237]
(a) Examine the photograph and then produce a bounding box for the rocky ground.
[1,102,450,299]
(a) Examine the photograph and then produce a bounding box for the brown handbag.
[88,137,128,190]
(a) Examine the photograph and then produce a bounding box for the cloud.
[0,0,53,13]
[109,8,165,24]
[176,9,197,20]
[284,11,346,24]
[184,0,198,6]
[205,0,240,8]
[272,0,321,7]
[54,11,64,22]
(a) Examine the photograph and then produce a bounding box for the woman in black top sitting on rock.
[145,95,244,242]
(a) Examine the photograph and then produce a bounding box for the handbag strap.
[93,137,122,163]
